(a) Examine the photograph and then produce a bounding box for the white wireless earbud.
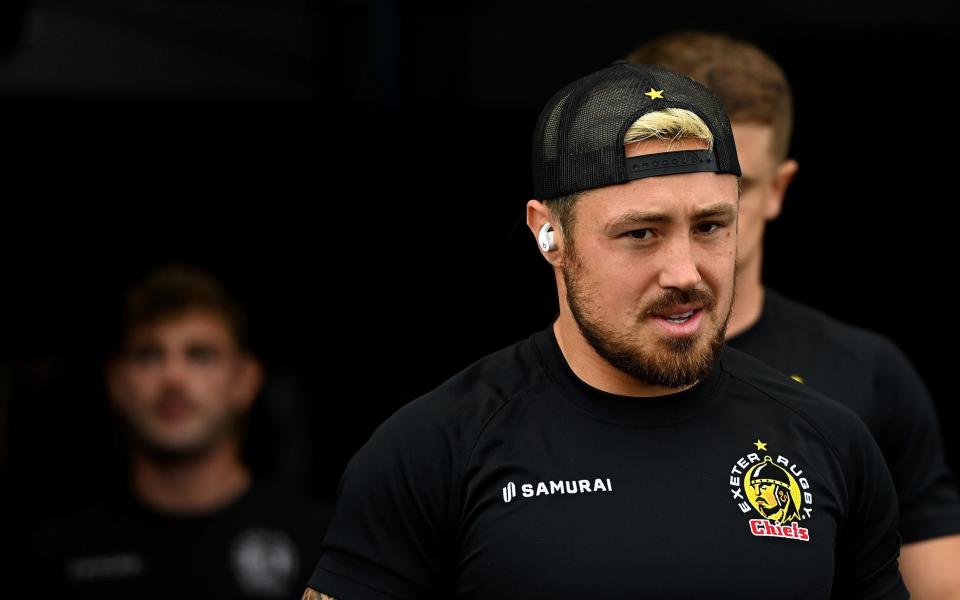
[538,222,558,252]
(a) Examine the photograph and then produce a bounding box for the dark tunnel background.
[1,0,958,534]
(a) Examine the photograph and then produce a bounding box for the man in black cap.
[303,62,906,599]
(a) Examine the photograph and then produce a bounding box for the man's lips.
[652,304,704,318]
[155,397,196,420]
[649,306,705,337]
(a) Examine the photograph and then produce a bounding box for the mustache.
[643,287,716,316]
[154,389,198,408]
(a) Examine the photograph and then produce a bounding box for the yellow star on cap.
[644,88,664,99]
[753,439,768,451]
[790,374,805,384]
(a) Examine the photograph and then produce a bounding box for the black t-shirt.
[24,480,332,599]
[729,288,960,543]
[309,325,906,599]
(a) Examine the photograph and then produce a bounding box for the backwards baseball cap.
[532,60,741,200]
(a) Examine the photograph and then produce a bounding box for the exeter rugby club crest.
[729,439,814,542]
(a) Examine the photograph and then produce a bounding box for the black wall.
[2,0,957,522]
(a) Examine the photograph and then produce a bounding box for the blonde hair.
[624,108,713,150]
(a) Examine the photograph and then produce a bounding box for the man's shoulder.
[242,481,333,532]
[26,489,136,557]
[764,289,899,356]
[395,328,549,424]
[363,327,551,453]
[720,345,872,443]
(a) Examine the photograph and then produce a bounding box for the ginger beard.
[562,243,734,389]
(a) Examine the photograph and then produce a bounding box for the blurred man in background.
[25,265,330,599]
[628,32,960,598]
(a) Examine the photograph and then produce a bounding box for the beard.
[124,390,240,465]
[562,249,732,389]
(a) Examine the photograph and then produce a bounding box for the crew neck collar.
[533,323,726,426]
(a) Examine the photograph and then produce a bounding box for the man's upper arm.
[875,339,960,543]
[899,534,960,599]
[306,396,463,599]
[832,411,909,599]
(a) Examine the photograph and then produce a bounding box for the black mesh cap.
[532,60,741,200]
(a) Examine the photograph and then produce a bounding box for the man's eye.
[628,229,653,240]
[132,348,162,364]
[697,222,722,234]
[188,347,219,363]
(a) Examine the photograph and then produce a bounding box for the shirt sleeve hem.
[900,513,960,544]
[307,564,418,600]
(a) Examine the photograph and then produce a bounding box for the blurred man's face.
[109,310,260,461]
[561,138,739,388]
[729,123,789,275]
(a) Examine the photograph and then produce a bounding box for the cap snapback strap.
[624,149,721,181]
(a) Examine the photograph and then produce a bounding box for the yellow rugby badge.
[729,440,814,541]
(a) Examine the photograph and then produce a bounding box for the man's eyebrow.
[605,203,736,232]
[693,203,737,220]
[604,211,672,233]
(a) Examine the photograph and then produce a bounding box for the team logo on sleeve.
[729,439,813,542]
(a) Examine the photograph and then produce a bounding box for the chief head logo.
[744,456,802,524]
[729,439,814,541]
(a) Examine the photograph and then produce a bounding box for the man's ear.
[526,199,564,266]
[233,354,264,413]
[766,159,799,221]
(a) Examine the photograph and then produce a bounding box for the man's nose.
[657,235,702,290]
[160,355,189,384]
